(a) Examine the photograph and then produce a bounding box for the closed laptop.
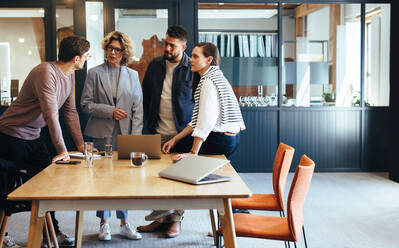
[117,134,161,159]
[159,155,231,185]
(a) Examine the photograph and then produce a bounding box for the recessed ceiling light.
[28,50,33,55]
[18,38,25,43]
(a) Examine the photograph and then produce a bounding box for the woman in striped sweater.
[163,42,245,160]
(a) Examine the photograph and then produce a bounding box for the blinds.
[199,33,278,58]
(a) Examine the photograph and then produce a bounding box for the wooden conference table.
[8,153,251,248]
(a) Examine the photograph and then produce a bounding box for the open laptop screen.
[117,134,161,159]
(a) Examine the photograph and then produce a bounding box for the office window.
[0,8,45,105]
[115,8,168,83]
[364,4,390,107]
[283,4,361,107]
[198,3,279,107]
[86,1,104,70]
[56,3,74,58]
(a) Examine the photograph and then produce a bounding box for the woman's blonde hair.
[102,31,134,65]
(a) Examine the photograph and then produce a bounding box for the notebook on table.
[117,134,161,159]
[159,155,232,185]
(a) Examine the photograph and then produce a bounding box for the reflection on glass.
[56,4,74,58]
[86,2,104,70]
[115,8,168,83]
[364,4,390,107]
[283,4,361,107]
[198,4,278,107]
[0,8,45,105]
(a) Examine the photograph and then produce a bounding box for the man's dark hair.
[58,36,90,62]
[166,25,188,42]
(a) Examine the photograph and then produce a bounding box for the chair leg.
[43,218,52,248]
[280,211,288,248]
[302,226,308,248]
[209,209,218,245]
[0,216,10,248]
[0,209,4,230]
[294,242,297,248]
[46,212,59,248]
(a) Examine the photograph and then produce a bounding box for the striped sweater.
[191,66,245,131]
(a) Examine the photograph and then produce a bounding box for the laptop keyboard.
[199,174,224,182]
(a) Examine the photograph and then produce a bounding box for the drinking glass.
[104,136,113,158]
[84,142,94,168]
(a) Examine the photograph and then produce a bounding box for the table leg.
[75,211,84,248]
[219,199,237,248]
[209,209,218,245]
[27,200,45,248]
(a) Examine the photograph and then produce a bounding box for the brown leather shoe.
[165,221,181,238]
[137,221,168,232]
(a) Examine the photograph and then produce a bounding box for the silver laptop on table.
[159,155,232,185]
[117,134,161,159]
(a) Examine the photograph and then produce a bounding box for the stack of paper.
[69,152,101,159]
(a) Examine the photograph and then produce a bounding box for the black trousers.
[173,132,240,159]
[0,131,60,234]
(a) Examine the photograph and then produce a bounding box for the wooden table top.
[8,153,251,201]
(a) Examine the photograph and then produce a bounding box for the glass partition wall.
[198,2,390,108]
[0,8,45,105]
[364,3,390,107]
[198,3,279,107]
[283,3,361,107]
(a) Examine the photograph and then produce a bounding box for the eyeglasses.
[107,45,124,54]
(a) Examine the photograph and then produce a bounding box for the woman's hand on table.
[172,153,196,163]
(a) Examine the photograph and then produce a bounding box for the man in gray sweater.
[0,36,90,247]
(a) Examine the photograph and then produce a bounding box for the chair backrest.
[0,159,32,215]
[272,143,295,210]
[286,154,315,241]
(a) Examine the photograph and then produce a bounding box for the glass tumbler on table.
[84,142,94,168]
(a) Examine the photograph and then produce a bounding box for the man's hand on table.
[52,152,70,163]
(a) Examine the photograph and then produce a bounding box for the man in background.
[138,25,194,238]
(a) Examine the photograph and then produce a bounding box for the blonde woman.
[81,31,143,241]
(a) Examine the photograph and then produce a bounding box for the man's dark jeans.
[0,131,60,234]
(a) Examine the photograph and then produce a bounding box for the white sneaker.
[98,223,112,241]
[3,234,20,248]
[120,223,142,240]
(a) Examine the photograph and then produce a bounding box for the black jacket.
[142,53,194,134]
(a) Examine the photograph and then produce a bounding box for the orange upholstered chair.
[217,155,315,248]
[231,142,295,216]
